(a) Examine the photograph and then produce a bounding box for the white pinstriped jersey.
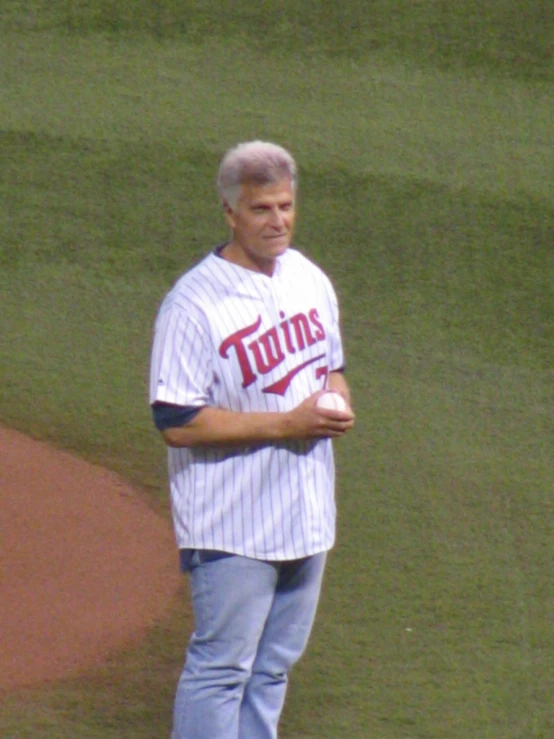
[149,247,345,561]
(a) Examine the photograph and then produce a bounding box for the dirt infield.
[0,426,180,692]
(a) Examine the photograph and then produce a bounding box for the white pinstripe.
[150,247,344,560]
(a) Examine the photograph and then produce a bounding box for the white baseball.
[316,391,349,412]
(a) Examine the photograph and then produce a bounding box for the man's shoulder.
[165,251,227,304]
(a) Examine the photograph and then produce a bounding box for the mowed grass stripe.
[2,33,553,201]
[3,0,554,82]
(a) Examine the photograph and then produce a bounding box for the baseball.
[316,391,349,412]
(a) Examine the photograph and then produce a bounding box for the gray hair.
[217,141,297,210]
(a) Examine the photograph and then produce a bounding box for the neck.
[221,241,277,277]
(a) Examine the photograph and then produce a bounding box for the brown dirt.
[0,426,180,692]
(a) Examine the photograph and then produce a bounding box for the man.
[149,141,355,739]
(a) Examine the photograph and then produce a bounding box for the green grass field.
[1,1,553,736]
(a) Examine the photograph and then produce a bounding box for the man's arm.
[160,391,355,448]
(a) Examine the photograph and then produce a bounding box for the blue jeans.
[172,551,327,739]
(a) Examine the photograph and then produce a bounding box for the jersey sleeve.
[323,274,345,372]
[149,303,213,407]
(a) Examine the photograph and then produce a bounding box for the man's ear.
[223,202,236,230]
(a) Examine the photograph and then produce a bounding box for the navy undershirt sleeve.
[151,402,203,431]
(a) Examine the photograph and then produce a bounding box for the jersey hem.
[176,542,335,563]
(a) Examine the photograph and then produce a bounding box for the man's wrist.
[274,411,293,441]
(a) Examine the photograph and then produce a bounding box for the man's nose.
[268,208,284,228]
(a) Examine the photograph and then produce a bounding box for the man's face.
[225,179,296,272]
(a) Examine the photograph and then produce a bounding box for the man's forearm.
[161,407,292,448]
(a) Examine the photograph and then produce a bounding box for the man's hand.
[283,392,355,440]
